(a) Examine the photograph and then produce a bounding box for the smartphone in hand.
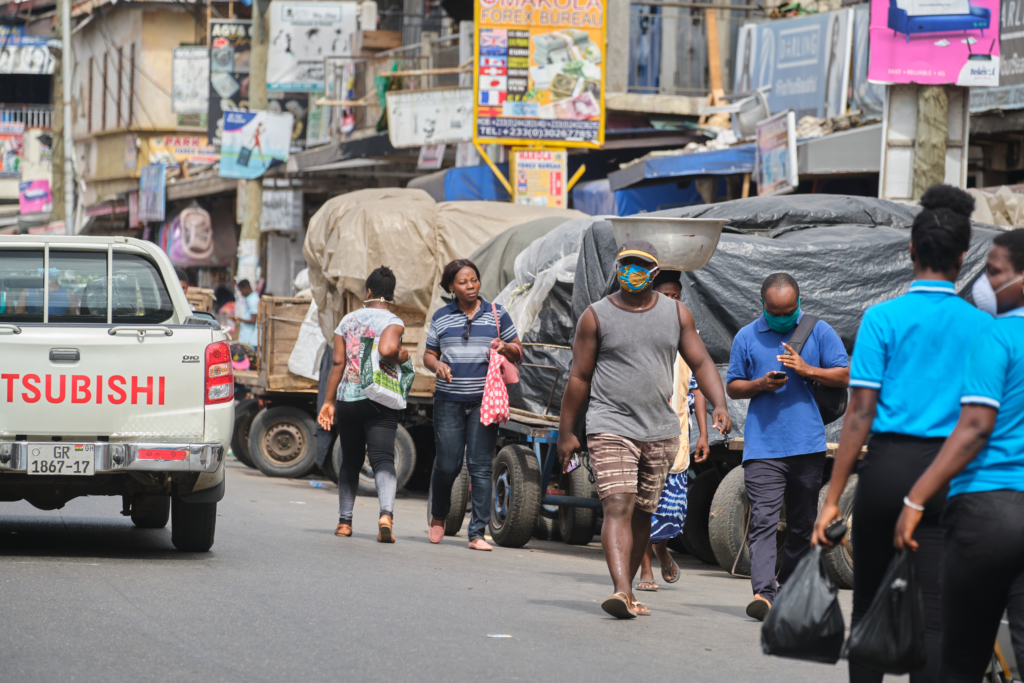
[566,453,582,473]
[769,371,786,379]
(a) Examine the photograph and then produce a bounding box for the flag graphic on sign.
[74,445,84,451]
[480,56,507,68]
[479,91,507,106]
[481,66,507,77]
[480,29,508,55]
[479,75,508,91]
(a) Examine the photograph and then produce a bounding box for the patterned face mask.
[617,264,656,293]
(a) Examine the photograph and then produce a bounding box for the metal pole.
[61,0,75,235]
[239,3,268,283]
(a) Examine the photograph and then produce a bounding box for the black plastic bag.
[845,550,926,674]
[761,546,845,663]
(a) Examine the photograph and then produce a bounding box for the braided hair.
[365,265,397,301]
[911,184,974,273]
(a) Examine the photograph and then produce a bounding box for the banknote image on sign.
[474,0,606,148]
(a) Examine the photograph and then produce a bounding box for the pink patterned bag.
[480,347,510,426]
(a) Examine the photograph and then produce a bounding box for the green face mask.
[762,297,801,334]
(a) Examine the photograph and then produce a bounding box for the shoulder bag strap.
[491,302,500,338]
[786,313,820,357]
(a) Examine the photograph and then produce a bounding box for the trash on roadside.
[310,481,330,489]
[760,545,845,663]
[845,550,926,673]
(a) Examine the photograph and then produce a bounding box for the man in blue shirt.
[726,272,849,620]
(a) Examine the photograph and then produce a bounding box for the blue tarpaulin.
[573,178,716,216]
[607,143,756,191]
[443,163,510,201]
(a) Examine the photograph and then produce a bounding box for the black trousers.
[940,490,1024,683]
[334,399,400,523]
[742,451,826,602]
[850,433,947,683]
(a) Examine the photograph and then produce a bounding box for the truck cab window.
[0,249,174,324]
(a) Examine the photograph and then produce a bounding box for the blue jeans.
[430,398,498,541]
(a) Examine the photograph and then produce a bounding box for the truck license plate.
[27,444,94,476]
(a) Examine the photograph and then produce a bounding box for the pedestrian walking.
[423,259,522,551]
[893,228,1024,682]
[636,270,710,592]
[234,279,260,352]
[726,272,849,621]
[557,241,731,619]
[317,266,409,543]
[812,184,991,683]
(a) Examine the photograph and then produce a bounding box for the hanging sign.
[218,110,294,179]
[867,0,1000,86]
[149,136,219,166]
[138,163,167,223]
[267,1,358,91]
[207,19,252,144]
[385,88,474,148]
[173,46,210,114]
[0,123,24,179]
[474,0,606,148]
[756,111,798,196]
[511,148,567,208]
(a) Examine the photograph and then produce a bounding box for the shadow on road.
[0,515,209,562]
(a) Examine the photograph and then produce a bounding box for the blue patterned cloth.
[650,471,688,542]
[649,375,698,541]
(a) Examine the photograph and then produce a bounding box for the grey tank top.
[586,294,682,442]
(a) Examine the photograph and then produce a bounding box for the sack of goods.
[844,550,927,673]
[359,336,415,410]
[761,545,845,663]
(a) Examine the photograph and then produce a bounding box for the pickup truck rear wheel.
[248,407,317,478]
[130,495,170,529]
[171,498,216,552]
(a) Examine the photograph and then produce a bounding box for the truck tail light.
[205,341,233,405]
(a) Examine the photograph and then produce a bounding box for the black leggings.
[850,434,947,683]
[334,399,399,524]
[940,490,1024,682]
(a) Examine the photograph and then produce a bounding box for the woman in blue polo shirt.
[424,259,521,551]
[812,185,992,683]
[894,229,1024,682]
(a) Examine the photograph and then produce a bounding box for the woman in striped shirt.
[424,259,522,551]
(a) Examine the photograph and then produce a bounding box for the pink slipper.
[468,537,493,551]
[428,518,445,544]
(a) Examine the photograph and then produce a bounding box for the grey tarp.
[570,194,1005,446]
[470,216,572,301]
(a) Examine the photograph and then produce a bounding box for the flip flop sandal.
[635,581,659,592]
[662,561,680,584]
[631,600,651,616]
[601,592,637,619]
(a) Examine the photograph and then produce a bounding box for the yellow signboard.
[474,0,606,149]
[511,148,567,208]
[149,135,219,167]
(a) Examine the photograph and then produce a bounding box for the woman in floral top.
[318,266,408,543]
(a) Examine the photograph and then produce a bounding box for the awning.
[608,144,756,191]
[607,124,884,191]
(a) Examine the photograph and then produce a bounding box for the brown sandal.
[601,592,638,619]
[335,523,352,537]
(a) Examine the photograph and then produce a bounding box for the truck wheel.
[231,398,259,469]
[708,466,786,575]
[682,469,722,565]
[248,406,317,478]
[171,498,217,552]
[818,473,857,589]
[533,507,561,541]
[357,424,417,496]
[489,444,540,548]
[426,456,469,536]
[558,461,598,545]
[130,495,170,529]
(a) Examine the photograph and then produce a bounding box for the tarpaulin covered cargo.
[303,188,583,380]
[571,194,1005,445]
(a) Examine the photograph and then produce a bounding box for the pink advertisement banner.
[18,179,51,215]
[868,0,1001,85]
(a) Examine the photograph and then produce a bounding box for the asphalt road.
[0,460,894,683]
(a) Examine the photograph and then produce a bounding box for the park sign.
[473,0,607,149]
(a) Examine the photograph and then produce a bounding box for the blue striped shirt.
[425,298,517,402]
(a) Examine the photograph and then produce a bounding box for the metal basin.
[608,216,727,271]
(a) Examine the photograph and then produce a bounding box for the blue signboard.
[138,164,166,223]
[733,9,854,120]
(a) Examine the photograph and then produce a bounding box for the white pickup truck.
[0,235,233,551]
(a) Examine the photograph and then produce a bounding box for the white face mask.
[972,273,1024,316]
